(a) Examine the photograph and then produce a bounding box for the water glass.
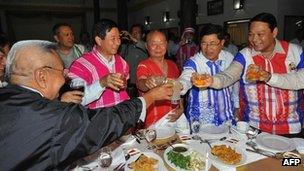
[245,128,259,147]
[117,73,127,89]
[154,76,167,86]
[98,147,112,169]
[145,129,157,142]
[191,119,201,136]
[170,79,182,105]
[70,80,85,92]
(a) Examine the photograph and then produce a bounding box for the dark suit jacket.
[0,84,143,171]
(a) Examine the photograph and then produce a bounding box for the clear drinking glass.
[153,76,167,86]
[98,147,112,170]
[245,128,259,147]
[117,73,127,89]
[191,119,201,139]
[170,79,182,105]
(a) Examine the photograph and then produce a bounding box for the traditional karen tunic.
[212,40,304,134]
[180,51,238,126]
[136,58,180,127]
[69,46,130,109]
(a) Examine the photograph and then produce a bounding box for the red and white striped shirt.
[236,40,304,134]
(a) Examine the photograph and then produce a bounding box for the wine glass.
[98,147,112,170]
[191,119,201,139]
[245,128,259,147]
[70,80,85,92]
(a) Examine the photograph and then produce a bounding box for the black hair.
[0,35,9,53]
[92,19,118,41]
[249,13,277,32]
[199,24,224,41]
[52,23,72,35]
[130,24,143,33]
[224,32,231,39]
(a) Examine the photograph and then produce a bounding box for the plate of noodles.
[125,152,165,171]
[210,142,246,167]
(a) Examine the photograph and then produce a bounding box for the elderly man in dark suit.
[0,40,173,170]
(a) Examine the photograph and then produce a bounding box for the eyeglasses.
[42,66,67,77]
[201,41,221,48]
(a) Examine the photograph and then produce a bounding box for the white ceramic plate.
[210,142,246,167]
[124,152,165,171]
[164,143,211,171]
[256,133,295,152]
[200,124,228,134]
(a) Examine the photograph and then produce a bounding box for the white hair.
[5,40,57,80]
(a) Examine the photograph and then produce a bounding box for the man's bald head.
[6,40,65,100]
[146,30,167,44]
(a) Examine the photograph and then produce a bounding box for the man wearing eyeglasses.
[0,40,173,170]
[179,24,239,128]
[199,13,304,137]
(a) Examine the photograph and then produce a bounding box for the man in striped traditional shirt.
[202,13,304,137]
[68,19,130,109]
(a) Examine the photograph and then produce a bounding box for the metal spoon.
[206,137,227,142]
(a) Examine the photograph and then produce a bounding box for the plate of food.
[164,143,211,171]
[125,152,165,171]
[210,142,246,167]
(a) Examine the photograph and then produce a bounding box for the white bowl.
[236,121,249,133]
[155,126,175,139]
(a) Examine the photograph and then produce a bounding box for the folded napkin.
[109,146,126,169]
[149,111,190,135]
[292,138,304,153]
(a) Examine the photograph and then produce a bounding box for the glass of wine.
[70,80,85,92]
[98,147,112,170]
[245,128,259,147]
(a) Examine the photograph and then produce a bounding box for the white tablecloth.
[75,126,304,171]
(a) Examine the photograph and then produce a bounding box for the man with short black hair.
[201,13,304,136]
[53,23,85,68]
[179,24,239,127]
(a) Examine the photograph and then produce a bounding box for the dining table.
[72,124,304,171]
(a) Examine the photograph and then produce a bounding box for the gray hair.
[5,40,57,80]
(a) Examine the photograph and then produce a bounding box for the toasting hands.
[99,73,127,91]
[246,64,271,82]
[191,72,213,88]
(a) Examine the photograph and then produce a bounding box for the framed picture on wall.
[207,0,224,16]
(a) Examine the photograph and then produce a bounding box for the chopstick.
[132,134,141,144]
